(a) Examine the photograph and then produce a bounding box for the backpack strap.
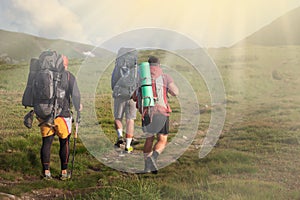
[153,74,168,108]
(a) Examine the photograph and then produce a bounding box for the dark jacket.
[59,71,81,118]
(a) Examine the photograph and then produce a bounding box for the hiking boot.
[125,146,133,153]
[60,173,71,181]
[114,137,124,148]
[144,161,151,173]
[144,156,158,174]
[43,173,53,180]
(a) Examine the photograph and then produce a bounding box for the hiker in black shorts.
[134,56,179,173]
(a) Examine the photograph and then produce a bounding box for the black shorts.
[142,114,169,134]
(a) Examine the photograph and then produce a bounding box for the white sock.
[117,129,123,138]
[126,138,132,148]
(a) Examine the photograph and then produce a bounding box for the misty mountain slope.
[235,6,300,46]
[0,29,113,62]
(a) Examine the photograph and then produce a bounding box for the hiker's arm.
[165,74,178,96]
[69,73,81,111]
[168,82,179,96]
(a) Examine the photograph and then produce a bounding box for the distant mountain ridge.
[2,4,300,63]
[235,6,300,46]
[0,29,113,63]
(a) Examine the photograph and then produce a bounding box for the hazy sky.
[1,0,300,48]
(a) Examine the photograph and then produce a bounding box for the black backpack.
[111,48,138,99]
[22,50,68,125]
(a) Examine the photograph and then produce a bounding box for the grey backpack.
[111,48,138,99]
[22,50,68,125]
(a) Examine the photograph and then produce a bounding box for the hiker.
[39,55,82,180]
[111,48,138,153]
[134,56,179,174]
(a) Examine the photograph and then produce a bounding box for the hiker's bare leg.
[114,119,123,138]
[126,119,134,136]
[114,119,123,130]
[144,134,155,156]
[153,133,168,154]
[125,119,134,147]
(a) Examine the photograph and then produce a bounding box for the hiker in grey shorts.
[113,97,137,152]
[111,48,138,153]
[114,98,137,120]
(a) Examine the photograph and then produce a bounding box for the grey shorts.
[113,98,137,120]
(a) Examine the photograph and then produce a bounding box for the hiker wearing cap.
[134,56,179,173]
[39,55,82,180]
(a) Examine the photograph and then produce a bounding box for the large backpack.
[22,50,68,125]
[136,73,172,116]
[111,48,138,100]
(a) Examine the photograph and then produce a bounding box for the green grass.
[0,47,300,199]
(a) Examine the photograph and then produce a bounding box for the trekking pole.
[70,111,80,179]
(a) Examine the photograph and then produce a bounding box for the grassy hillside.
[0,29,113,62]
[0,46,300,199]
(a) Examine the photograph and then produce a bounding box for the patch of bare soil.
[20,188,73,200]
[0,188,72,200]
